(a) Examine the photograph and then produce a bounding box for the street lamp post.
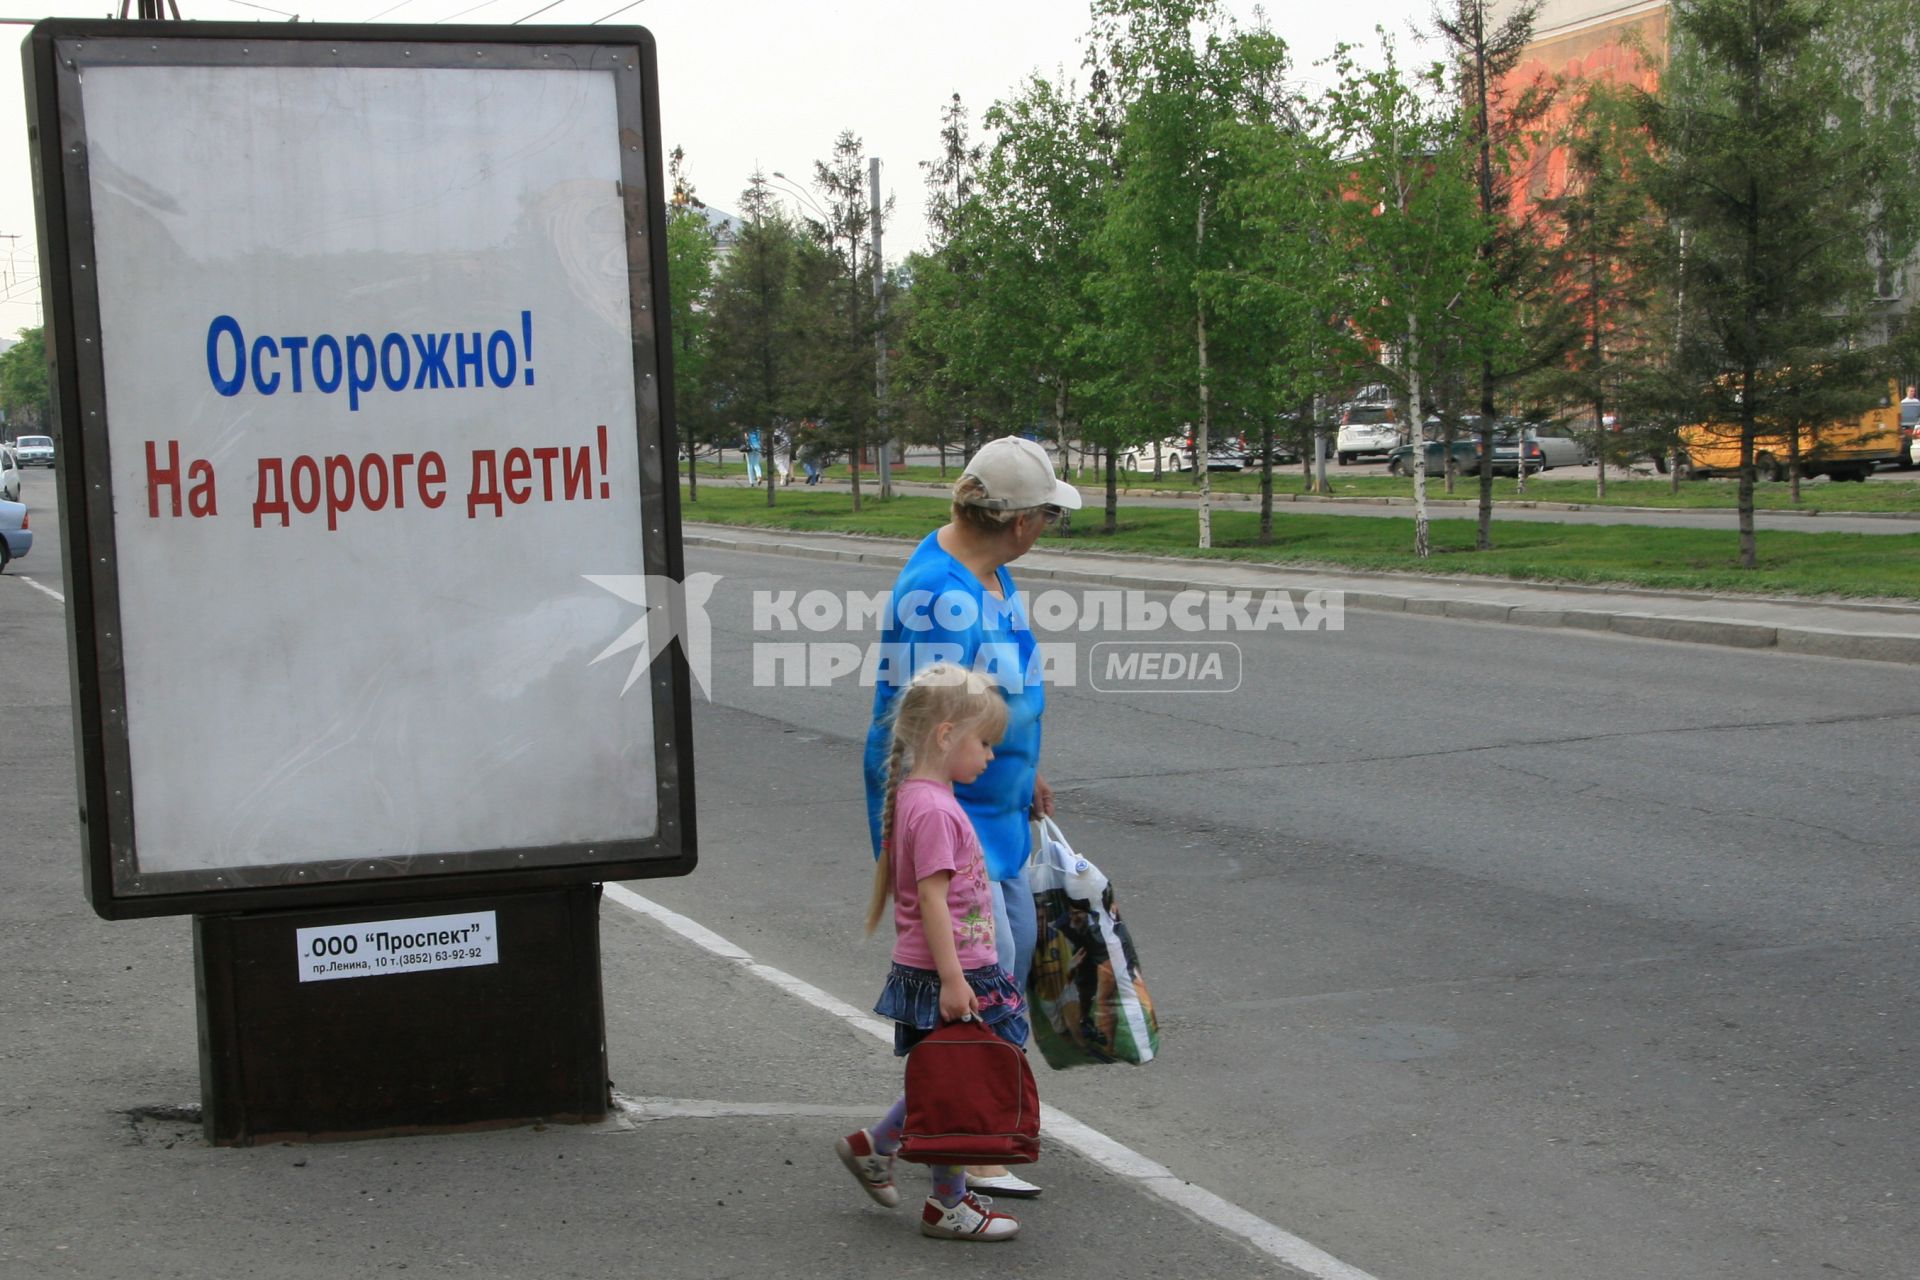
[869,157,890,501]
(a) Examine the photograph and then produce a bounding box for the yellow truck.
[1677,381,1901,483]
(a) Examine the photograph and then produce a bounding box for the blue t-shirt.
[864,531,1043,882]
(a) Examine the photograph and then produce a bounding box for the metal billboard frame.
[25,20,696,920]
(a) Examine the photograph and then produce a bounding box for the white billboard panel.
[36,35,683,902]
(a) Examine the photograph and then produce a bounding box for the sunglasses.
[1039,505,1065,527]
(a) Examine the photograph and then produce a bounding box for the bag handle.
[1035,814,1092,877]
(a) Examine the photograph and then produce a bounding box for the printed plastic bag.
[1025,817,1159,1069]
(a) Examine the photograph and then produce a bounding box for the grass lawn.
[685,458,1920,514]
[677,483,1920,600]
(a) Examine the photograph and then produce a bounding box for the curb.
[682,526,1920,667]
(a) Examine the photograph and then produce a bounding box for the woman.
[863,435,1079,1200]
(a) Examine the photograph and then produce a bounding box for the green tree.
[898,75,1112,523]
[1433,0,1555,539]
[894,93,992,474]
[1637,0,1889,567]
[796,131,889,513]
[975,74,1110,514]
[1083,0,1291,549]
[1212,114,1365,539]
[1324,32,1490,558]
[665,148,720,502]
[1531,81,1658,500]
[706,173,803,506]
[0,327,49,435]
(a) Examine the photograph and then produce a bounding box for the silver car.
[0,446,18,502]
[1489,424,1590,473]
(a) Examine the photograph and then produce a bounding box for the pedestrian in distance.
[774,426,794,485]
[799,421,827,484]
[744,427,762,485]
[861,435,1081,1200]
[838,663,1030,1242]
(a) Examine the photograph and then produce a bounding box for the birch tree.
[1085,0,1289,550]
[1325,33,1488,558]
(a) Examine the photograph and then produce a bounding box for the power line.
[590,0,647,23]
[220,0,302,17]
[434,0,511,20]
[361,0,423,19]
[509,0,568,24]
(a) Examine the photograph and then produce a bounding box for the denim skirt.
[875,962,1030,1057]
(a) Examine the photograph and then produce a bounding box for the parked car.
[1120,431,1245,473]
[1488,423,1590,473]
[12,434,54,468]
[0,499,31,572]
[1900,393,1918,468]
[1334,401,1400,465]
[1,446,19,502]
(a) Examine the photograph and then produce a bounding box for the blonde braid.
[862,661,1009,937]
[864,735,909,935]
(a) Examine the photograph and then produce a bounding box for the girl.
[836,663,1029,1242]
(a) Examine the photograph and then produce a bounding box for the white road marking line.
[8,575,64,603]
[602,881,1384,1280]
[612,1094,877,1122]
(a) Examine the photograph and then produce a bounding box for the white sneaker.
[834,1129,899,1208]
[920,1193,1020,1241]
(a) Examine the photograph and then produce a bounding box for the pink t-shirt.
[889,779,998,971]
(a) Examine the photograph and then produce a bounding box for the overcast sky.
[0,0,1434,335]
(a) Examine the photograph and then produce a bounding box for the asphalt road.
[637,541,1920,1280]
[3,467,1912,1278]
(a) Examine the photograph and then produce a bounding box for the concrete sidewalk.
[686,521,1920,666]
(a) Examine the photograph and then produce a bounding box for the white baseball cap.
[958,437,1083,512]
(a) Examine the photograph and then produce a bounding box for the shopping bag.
[1025,816,1160,1068]
[897,1019,1041,1165]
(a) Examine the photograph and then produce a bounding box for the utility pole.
[870,156,891,500]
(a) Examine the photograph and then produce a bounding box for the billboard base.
[193,884,609,1146]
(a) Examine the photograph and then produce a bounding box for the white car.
[0,447,18,502]
[1120,432,1245,473]
[13,434,54,468]
[1334,399,1402,464]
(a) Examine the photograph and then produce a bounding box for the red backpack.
[897,1020,1041,1166]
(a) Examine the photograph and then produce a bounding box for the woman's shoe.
[965,1172,1042,1198]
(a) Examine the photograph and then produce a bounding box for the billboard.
[26,22,695,918]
